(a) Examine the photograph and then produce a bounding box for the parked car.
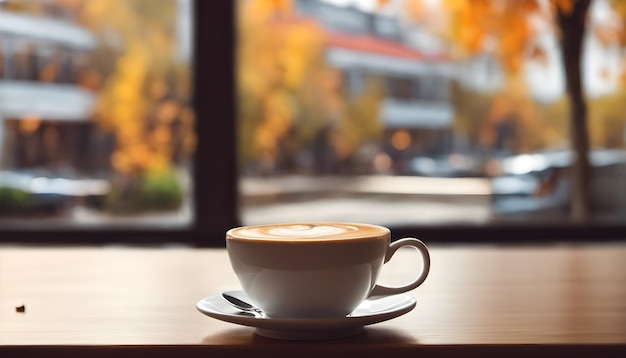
[490,149,626,220]
[405,153,484,177]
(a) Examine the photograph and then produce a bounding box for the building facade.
[294,0,455,174]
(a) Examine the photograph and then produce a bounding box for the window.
[387,76,416,101]
[1,1,624,246]
[0,0,237,245]
[236,0,626,241]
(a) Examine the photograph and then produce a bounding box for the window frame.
[0,0,624,247]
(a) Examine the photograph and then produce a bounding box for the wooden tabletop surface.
[1,243,625,357]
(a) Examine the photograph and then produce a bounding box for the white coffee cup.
[226,222,430,319]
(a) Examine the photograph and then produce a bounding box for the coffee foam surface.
[227,223,388,242]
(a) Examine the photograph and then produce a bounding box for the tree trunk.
[556,0,592,222]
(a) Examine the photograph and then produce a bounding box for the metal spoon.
[222,291,264,317]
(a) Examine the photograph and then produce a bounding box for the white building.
[295,0,456,162]
[0,8,96,169]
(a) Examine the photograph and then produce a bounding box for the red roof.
[324,30,450,62]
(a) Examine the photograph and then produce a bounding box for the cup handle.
[368,238,430,298]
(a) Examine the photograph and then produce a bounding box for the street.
[240,175,492,226]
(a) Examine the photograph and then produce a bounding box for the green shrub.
[105,167,184,213]
[138,168,183,211]
[0,187,32,214]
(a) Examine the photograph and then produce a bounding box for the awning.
[0,11,96,50]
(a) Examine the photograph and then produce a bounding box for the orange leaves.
[270,0,292,11]
[459,21,484,54]
[441,0,545,73]
[443,0,492,54]
[498,6,534,73]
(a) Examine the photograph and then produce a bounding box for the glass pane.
[237,0,626,227]
[0,0,195,228]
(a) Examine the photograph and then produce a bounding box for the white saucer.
[196,291,416,340]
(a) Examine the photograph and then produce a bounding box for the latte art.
[262,224,355,238]
[227,222,389,242]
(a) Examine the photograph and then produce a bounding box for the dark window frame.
[0,0,624,247]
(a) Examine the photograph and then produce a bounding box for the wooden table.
[1,243,625,357]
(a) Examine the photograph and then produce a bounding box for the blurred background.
[0,0,625,230]
[0,0,195,228]
[237,0,626,227]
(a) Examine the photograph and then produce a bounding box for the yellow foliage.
[439,0,553,73]
[238,0,390,168]
[280,24,325,88]
[111,150,132,173]
[73,0,194,175]
[240,0,292,23]
[157,101,181,124]
[152,126,172,146]
[256,127,278,155]
[239,0,334,165]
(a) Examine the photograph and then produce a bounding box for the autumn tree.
[238,0,384,175]
[393,0,593,221]
[65,0,195,211]
[238,0,329,172]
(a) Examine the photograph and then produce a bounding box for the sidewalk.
[240,175,493,226]
[241,175,491,198]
